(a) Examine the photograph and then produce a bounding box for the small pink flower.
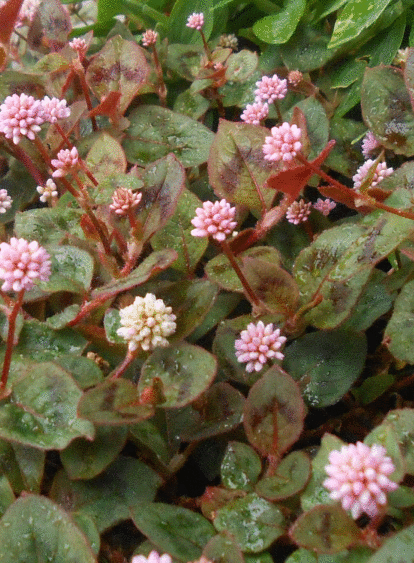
[352,159,393,192]
[69,37,88,59]
[0,189,12,213]
[263,122,302,162]
[313,198,336,216]
[15,0,41,26]
[41,96,71,124]
[286,200,312,224]
[254,74,287,103]
[186,12,204,30]
[288,70,303,87]
[240,101,268,125]
[0,93,45,145]
[324,441,398,519]
[191,199,237,242]
[51,147,79,178]
[235,321,286,373]
[142,30,158,47]
[37,179,58,203]
[131,551,172,563]
[110,188,142,216]
[0,237,51,292]
[361,131,380,159]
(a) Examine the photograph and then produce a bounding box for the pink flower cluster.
[0,189,12,214]
[142,30,158,47]
[352,159,393,192]
[0,237,51,292]
[313,198,336,216]
[186,12,204,30]
[286,200,312,224]
[69,38,88,59]
[235,321,287,373]
[240,102,269,125]
[324,441,398,519]
[263,122,302,162]
[51,147,79,178]
[131,552,212,563]
[361,131,380,159]
[191,199,237,242]
[0,93,71,145]
[254,74,287,103]
[110,188,142,216]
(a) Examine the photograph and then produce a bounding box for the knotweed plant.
[0,1,414,562]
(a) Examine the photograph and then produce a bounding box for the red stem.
[110,349,138,380]
[220,239,261,307]
[0,289,25,397]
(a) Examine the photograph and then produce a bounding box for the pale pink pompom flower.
[286,200,312,224]
[324,441,398,520]
[37,179,58,203]
[110,188,142,216]
[361,131,381,158]
[235,321,287,373]
[131,551,172,563]
[41,96,71,124]
[191,199,237,242]
[313,198,336,216]
[254,74,287,103]
[0,189,12,214]
[0,93,45,145]
[263,122,302,162]
[142,29,158,47]
[352,159,393,192]
[0,237,51,292]
[51,147,79,178]
[186,12,204,30]
[288,70,303,87]
[69,38,88,59]
[240,101,268,125]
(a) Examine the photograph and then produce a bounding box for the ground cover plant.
[2,0,414,561]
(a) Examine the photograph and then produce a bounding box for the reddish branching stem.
[0,289,25,398]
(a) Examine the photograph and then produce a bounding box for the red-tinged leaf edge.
[267,140,336,199]
[0,0,23,45]
[89,91,122,119]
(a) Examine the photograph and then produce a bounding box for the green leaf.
[225,50,258,82]
[0,494,97,563]
[51,456,162,532]
[301,433,345,512]
[129,420,170,464]
[14,206,83,246]
[384,279,414,363]
[55,355,104,390]
[213,493,285,553]
[0,476,14,518]
[243,367,306,457]
[253,0,305,44]
[131,502,215,561]
[289,504,359,554]
[364,422,405,483]
[220,441,262,492]
[97,0,124,26]
[362,66,414,156]
[85,133,127,183]
[12,444,45,493]
[189,291,240,342]
[255,451,311,501]
[60,426,128,480]
[280,24,339,72]
[328,0,393,49]
[383,409,414,475]
[0,363,94,450]
[294,213,414,328]
[283,329,367,408]
[173,89,211,119]
[286,97,329,160]
[137,154,186,243]
[166,44,204,81]
[368,522,414,562]
[151,189,208,273]
[45,305,81,330]
[85,35,150,114]
[352,372,395,405]
[123,105,215,167]
[30,0,71,50]
[165,382,244,442]
[72,513,100,555]
[139,342,217,408]
[203,533,244,563]
[208,120,275,212]
[10,320,87,362]
[39,245,94,294]
[91,249,178,299]
[156,279,219,342]
[78,380,154,426]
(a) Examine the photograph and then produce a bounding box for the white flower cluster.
[117,293,177,352]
